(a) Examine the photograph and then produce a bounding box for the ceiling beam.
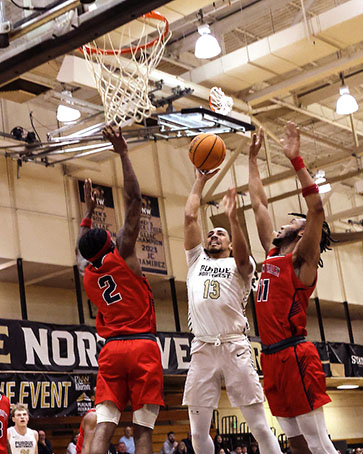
[326,206,363,223]
[0,260,17,272]
[203,144,363,203]
[167,0,292,55]
[247,49,363,106]
[272,99,363,138]
[25,268,72,287]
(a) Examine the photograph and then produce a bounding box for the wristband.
[302,184,319,198]
[80,217,92,228]
[290,156,305,172]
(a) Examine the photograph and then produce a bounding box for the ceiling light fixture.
[337,384,359,390]
[336,73,358,115]
[314,170,331,193]
[195,22,221,59]
[57,90,81,123]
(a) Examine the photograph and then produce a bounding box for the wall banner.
[136,194,167,275]
[0,373,96,417]
[0,319,362,378]
[78,180,117,241]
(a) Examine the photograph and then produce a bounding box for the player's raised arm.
[248,128,275,254]
[184,168,219,251]
[103,126,142,263]
[76,178,97,274]
[281,122,325,285]
[223,187,254,280]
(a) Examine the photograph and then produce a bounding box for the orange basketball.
[189,133,226,171]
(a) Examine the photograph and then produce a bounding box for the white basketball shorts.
[182,338,264,408]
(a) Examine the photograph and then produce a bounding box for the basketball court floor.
[0,0,363,448]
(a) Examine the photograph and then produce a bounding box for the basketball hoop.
[81,11,171,127]
[209,86,234,116]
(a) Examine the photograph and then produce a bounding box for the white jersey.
[8,427,37,454]
[186,244,255,338]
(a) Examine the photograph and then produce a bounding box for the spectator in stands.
[355,449,362,454]
[231,446,243,454]
[218,450,226,454]
[181,433,194,454]
[116,441,129,454]
[176,441,188,454]
[38,430,52,454]
[66,434,79,454]
[161,432,178,454]
[119,427,135,454]
[250,442,259,454]
[241,445,248,454]
[214,435,231,454]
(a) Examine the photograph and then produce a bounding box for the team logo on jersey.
[261,263,280,277]
[199,265,232,279]
[0,409,8,419]
[15,442,34,448]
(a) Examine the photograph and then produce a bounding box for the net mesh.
[209,86,234,115]
[82,12,171,127]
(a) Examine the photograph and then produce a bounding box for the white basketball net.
[82,12,171,127]
[209,86,234,116]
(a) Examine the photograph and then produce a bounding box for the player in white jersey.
[8,404,38,454]
[183,169,282,454]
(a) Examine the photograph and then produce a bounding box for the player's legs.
[133,425,153,454]
[295,408,337,454]
[132,404,160,454]
[277,416,311,454]
[288,436,312,454]
[240,403,282,454]
[92,400,121,454]
[188,406,215,454]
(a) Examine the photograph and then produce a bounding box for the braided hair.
[288,212,337,267]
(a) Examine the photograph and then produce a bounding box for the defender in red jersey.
[0,392,10,454]
[248,123,336,454]
[77,126,163,454]
[76,409,96,454]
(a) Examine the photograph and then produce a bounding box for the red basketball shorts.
[261,341,331,417]
[95,339,164,412]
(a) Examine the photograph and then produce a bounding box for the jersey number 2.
[98,275,122,305]
[257,278,270,302]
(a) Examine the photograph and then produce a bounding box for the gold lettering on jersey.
[15,442,33,448]
[0,326,11,364]
[199,265,232,278]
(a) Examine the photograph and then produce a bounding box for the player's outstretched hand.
[195,167,220,182]
[84,178,97,214]
[249,127,264,159]
[280,121,300,160]
[103,125,128,157]
[223,187,237,220]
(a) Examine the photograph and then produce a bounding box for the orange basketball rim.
[81,11,170,56]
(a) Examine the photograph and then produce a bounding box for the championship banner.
[136,194,167,275]
[78,180,117,241]
[0,373,96,417]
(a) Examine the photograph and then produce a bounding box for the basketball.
[189,133,226,171]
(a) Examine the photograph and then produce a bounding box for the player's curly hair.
[78,228,114,263]
[288,212,337,267]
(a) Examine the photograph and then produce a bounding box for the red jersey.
[76,408,96,454]
[83,248,156,339]
[256,248,316,346]
[0,394,10,454]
